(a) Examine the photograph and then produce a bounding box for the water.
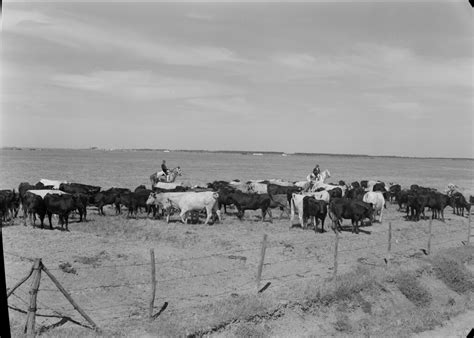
[0,149,473,193]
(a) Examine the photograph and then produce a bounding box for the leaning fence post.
[256,234,268,291]
[427,219,432,255]
[149,249,156,320]
[41,264,101,333]
[25,259,42,337]
[333,231,339,279]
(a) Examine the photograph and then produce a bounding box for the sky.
[1,1,473,157]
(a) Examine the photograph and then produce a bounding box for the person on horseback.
[161,160,170,182]
[306,164,321,182]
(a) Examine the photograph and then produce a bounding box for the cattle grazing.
[227,191,272,223]
[329,198,374,234]
[44,193,84,230]
[22,192,47,228]
[450,192,471,217]
[302,196,328,232]
[363,191,385,223]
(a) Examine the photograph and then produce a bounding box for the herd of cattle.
[0,177,472,234]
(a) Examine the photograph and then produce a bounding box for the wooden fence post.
[25,259,42,337]
[149,249,156,320]
[256,234,268,291]
[387,222,392,268]
[333,231,339,279]
[468,211,472,245]
[41,264,101,333]
[427,219,432,255]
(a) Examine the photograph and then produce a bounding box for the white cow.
[290,191,330,228]
[27,190,69,199]
[146,191,221,225]
[247,182,268,194]
[39,179,68,189]
[363,191,385,223]
[153,182,184,190]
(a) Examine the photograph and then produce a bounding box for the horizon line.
[1,146,473,161]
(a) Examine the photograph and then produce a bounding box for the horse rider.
[161,160,170,182]
[307,164,321,182]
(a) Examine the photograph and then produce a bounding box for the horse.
[150,167,182,186]
[306,169,331,184]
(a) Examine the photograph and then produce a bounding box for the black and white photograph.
[1,0,473,336]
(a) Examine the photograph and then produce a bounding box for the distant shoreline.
[1,147,473,161]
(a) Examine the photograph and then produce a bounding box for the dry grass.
[303,265,378,307]
[394,271,432,307]
[431,252,474,294]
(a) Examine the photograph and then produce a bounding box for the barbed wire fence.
[4,210,472,335]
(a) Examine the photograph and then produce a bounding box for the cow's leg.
[267,208,273,223]
[47,212,53,229]
[180,209,188,224]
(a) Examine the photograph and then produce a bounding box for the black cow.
[351,181,361,189]
[329,198,374,234]
[18,182,42,206]
[73,193,89,222]
[44,193,84,230]
[345,187,365,200]
[360,180,369,189]
[406,193,429,221]
[227,191,272,223]
[388,184,401,202]
[22,192,47,228]
[115,192,139,217]
[207,183,237,214]
[302,196,328,233]
[0,195,8,223]
[0,190,20,220]
[59,183,101,195]
[451,192,471,217]
[328,187,343,199]
[426,192,451,221]
[134,185,147,192]
[92,188,131,215]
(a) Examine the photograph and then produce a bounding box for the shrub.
[394,271,432,307]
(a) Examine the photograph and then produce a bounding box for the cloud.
[52,70,240,101]
[4,7,241,66]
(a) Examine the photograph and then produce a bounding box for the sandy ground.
[4,201,472,335]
